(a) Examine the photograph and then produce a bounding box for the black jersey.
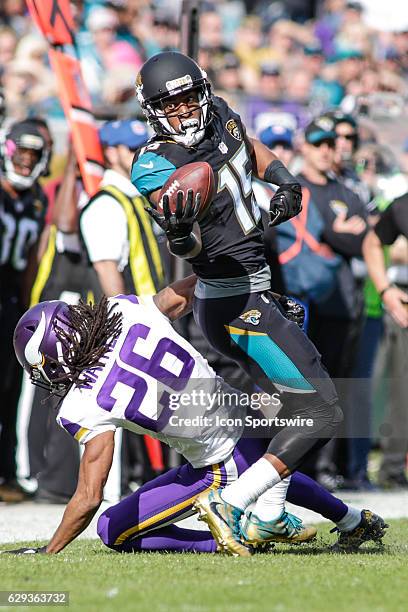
[0,182,47,296]
[131,97,266,278]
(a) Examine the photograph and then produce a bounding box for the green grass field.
[1,520,407,612]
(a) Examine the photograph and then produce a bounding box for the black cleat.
[330,509,389,553]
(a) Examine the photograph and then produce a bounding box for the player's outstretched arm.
[153,274,197,321]
[45,431,115,554]
[249,137,302,227]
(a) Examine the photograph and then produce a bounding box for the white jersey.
[57,294,245,467]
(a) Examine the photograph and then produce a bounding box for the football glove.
[146,189,201,240]
[2,546,47,554]
[271,293,306,329]
[269,183,302,227]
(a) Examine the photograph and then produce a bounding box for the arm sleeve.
[57,399,117,445]
[375,198,408,244]
[80,194,128,263]
[131,151,177,197]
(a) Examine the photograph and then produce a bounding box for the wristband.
[264,160,298,186]
[168,232,201,258]
[379,284,395,299]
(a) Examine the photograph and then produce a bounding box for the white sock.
[336,507,361,532]
[221,458,281,511]
[253,475,291,521]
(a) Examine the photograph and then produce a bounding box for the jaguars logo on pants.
[239,309,262,326]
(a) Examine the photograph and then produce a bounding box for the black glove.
[2,546,47,554]
[272,293,305,329]
[269,183,302,227]
[146,190,201,240]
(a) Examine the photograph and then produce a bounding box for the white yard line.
[1,491,407,544]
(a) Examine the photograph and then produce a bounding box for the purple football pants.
[97,438,347,553]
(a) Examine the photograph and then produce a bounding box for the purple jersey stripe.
[60,417,81,437]
[115,294,139,304]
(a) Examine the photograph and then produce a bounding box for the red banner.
[26,0,104,195]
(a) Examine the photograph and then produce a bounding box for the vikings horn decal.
[24,311,47,367]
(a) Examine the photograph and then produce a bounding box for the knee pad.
[96,511,116,549]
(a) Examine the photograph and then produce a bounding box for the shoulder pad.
[131,149,177,197]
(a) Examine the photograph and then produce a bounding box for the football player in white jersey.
[7,276,387,555]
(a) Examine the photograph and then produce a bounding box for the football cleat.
[0,482,31,503]
[241,510,317,548]
[194,488,251,557]
[330,509,389,553]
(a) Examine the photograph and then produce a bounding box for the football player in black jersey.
[131,52,343,556]
[0,120,48,502]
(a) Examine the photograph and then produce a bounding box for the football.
[158,162,215,220]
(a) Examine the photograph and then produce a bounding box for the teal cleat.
[241,510,317,549]
[194,488,251,557]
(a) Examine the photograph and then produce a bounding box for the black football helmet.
[135,51,213,147]
[1,121,48,190]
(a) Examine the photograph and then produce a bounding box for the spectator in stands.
[0,25,17,69]
[78,6,142,103]
[275,116,368,487]
[233,15,267,75]
[147,7,180,55]
[2,58,56,120]
[0,0,28,37]
[246,63,284,129]
[323,110,371,207]
[213,53,242,95]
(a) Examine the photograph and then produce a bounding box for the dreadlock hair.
[51,296,123,395]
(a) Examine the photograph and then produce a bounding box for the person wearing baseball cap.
[294,115,368,490]
[80,118,162,298]
[304,117,337,147]
[98,118,149,151]
[259,124,294,168]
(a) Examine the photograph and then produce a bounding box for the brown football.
[158,162,215,221]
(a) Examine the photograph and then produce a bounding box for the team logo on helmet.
[226,119,242,141]
[135,72,143,87]
[165,74,193,94]
[239,309,262,326]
